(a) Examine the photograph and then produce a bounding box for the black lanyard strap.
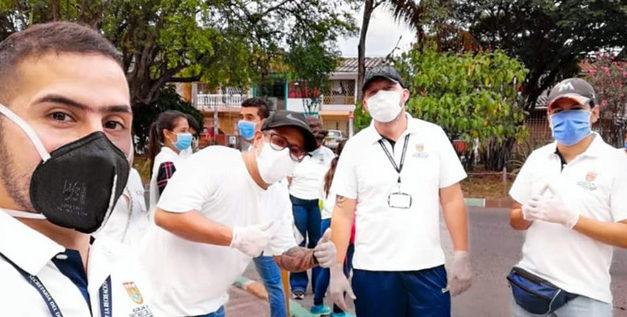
[378,134,411,184]
[0,252,112,317]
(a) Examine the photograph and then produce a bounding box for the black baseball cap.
[362,64,405,92]
[547,78,597,110]
[261,110,317,152]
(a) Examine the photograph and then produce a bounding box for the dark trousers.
[289,195,322,293]
[352,265,451,317]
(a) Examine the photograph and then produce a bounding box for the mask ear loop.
[0,103,51,162]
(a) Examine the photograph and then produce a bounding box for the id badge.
[388,192,412,209]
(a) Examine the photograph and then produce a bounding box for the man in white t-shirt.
[508,78,627,316]
[140,110,338,317]
[329,65,472,316]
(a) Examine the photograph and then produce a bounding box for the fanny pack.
[507,267,578,315]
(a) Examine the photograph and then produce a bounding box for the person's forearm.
[573,217,627,248]
[274,247,317,272]
[510,203,532,230]
[440,184,469,251]
[154,208,232,245]
[330,195,355,264]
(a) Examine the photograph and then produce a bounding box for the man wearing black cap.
[508,78,627,316]
[329,64,472,316]
[139,110,337,317]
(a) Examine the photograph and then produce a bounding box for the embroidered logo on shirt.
[413,143,429,158]
[577,171,598,191]
[123,281,144,305]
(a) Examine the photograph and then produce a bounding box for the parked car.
[324,129,345,151]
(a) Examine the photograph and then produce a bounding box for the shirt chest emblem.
[123,281,144,305]
[577,171,598,191]
[413,143,429,158]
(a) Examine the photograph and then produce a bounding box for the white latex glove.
[329,263,356,312]
[313,229,336,268]
[447,250,472,296]
[230,221,274,257]
[525,184,579,229]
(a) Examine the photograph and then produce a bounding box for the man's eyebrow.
[34,94,131,114]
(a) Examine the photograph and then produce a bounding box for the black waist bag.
[507,267,578,315]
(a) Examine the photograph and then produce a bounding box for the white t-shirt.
[0,210,155,316]
[148,146,181,213]
[139,146,296,316]
[331,114,467,271]
[289,146,336,200]
[95,168,149,247]
[509,134,627,303]
[321,192,335,220]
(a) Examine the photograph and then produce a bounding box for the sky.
[337,5,417,58]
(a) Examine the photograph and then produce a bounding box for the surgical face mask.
[238,120,256,141]
[256,141,297,184]
[0,103,130,233]
[366,90,403,123]
[550,110,592,146]
[173,132,192,151]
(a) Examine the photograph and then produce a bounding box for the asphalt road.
[226,207,627,316]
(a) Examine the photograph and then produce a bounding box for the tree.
[0,0,358,108]
[582,53,627,146]
[394,44,528,170]
[453,0,627,111]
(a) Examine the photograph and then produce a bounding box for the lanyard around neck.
[0,252,112,317]
[378,134,410,184]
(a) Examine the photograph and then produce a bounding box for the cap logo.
[286,113,306,125]
[558,82,574,92]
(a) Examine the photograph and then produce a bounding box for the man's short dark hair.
[241,97,270,119]
[0,21,122,104]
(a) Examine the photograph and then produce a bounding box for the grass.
[461,167,515,199]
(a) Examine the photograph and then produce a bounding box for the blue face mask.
[550,110,591,146]
[174,133,193,151]
[238,120,256,141]
[624,141,627,151]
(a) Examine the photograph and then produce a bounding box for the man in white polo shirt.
[329,65,472,316]
[0,22,154,316]
[508,78,627,316]
[140,111,337,317]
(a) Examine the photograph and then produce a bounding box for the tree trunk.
[357,0,376,102]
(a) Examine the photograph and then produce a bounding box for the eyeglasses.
[265,132,308,162]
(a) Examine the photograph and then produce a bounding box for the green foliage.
[353,101,372,133]
[133,85,202,152]
[394,44,528,144]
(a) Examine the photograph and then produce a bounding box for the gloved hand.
[447,250,472,296]
[313,228,336,268]
[524,184,579,229]
[329,263,356,312]
[230,221,273,257]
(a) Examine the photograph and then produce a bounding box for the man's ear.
[401,88,410,105]
[591,105,600,124]
[362,98,369,113]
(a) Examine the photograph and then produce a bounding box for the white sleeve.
[329,140,358,199]
[267,187,297,255]
[610,154,627,222]
[436,127,467,188]
[156,153,217,213]
[509,153,535,205]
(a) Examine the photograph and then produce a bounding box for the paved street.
[226,207,627,316]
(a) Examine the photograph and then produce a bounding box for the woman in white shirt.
[147,110,192,212]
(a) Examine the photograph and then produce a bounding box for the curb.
[465,198,513,208]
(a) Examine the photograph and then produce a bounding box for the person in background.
[180,113,202,159]
[288,116,336,300]
[312,140,355,317]
[237,97,290,317]
[508,78,627,316]
[621,132,627,154]
[147,110,191,212]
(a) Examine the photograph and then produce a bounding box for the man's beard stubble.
[0,116,35,211]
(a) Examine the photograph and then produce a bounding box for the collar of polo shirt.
[0,210,64,275]
[363,112,420,144]
[549,132,603,160]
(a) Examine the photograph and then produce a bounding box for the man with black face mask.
[140,110,337,317]
[0,22,154,316]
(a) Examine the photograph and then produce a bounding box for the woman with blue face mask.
[148,110,192,212]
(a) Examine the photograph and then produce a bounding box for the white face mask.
[366,90,403,123]
[256,141,297,184]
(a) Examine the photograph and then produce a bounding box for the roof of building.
[335,57,386,73]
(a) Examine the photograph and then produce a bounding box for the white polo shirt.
[140,146,296,316]
[0,210,155,316]
[509,133,627,303]
[289,145,336,200]
[331,113,466,271]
